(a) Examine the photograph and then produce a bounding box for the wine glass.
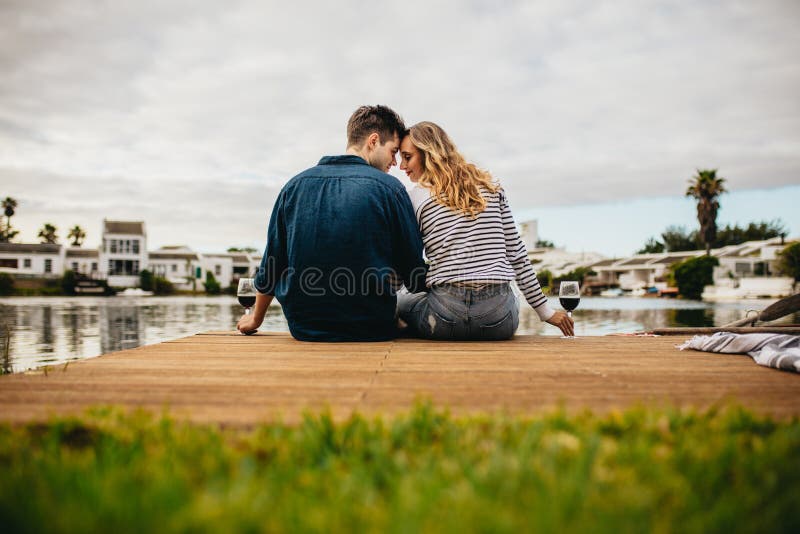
[237,278,256,315]
[559,281,580,338]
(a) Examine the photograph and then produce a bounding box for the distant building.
[589,237,797,298]
[65,247,99,276]
[100,220,147,287]
[147,246,202,291]
[0,243,63,278]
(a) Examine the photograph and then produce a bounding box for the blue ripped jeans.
[397,283,520,341]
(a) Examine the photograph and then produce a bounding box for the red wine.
[238,295,256,308]
[560,297,580,312]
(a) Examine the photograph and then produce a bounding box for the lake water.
[1,295,796,374]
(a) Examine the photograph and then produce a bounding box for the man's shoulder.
[284,157,407,196]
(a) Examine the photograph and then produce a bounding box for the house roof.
[103,220,145,236]
[591,258,620,267]
[66,248,99,258]
[148,252,199,261]
[0,243,61,254]
[649,253,698,265]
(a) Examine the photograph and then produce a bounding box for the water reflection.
[0,296,796,374]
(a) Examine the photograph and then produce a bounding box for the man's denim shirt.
[255,155,428,341]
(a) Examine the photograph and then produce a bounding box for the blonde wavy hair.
[406,121,501,218]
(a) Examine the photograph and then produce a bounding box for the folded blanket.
[678,332,800,373]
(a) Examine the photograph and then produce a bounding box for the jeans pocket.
[424,309,457,340]
[479,311,516,340]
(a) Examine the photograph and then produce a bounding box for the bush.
[0,273,13,296]
[671,255,718,300]
[203,272,221,295]
[140,269,154,292]
[776,242,800,281]
[61,270,76,295]
[153,276,175,295]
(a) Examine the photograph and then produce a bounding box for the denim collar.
[318,155,369,166]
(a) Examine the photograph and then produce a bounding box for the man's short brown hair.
[346,105,407,147]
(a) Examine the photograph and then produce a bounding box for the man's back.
[255,155,426,341]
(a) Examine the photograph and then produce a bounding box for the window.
[171,264,177,272]
[71,262,79,271]
[110,240,117,253]
[132,240,139,254]
[109,260,138,276]
[0,258,18,269]
[44,259,52,273]
[91,262,97,272]
[24,258,32,268]
[215,265,221,276]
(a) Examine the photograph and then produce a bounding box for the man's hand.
[237,313,260,335]
[546,310,575,337]
[236,292,273,335]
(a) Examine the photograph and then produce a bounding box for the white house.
[65,247,100,277]
[0,243,64,278]
[99,220,147,287]
[147,246,202,291]
[590,238,797,298]
[200,254,234,288]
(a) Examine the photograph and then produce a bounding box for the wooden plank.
[0,332,798,425]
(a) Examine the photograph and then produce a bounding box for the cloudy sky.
[1,0,798,257]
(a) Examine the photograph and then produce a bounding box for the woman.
[397,121,574,339]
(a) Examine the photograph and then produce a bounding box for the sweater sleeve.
[500,191,555,321]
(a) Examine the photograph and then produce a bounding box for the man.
[237,105,427,341]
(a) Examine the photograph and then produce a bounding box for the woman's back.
[410,186,518,286]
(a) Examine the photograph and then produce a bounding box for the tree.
[37,223,58,244]
[1,197,19,243]
[139,269,154,292]
[535,239,555,248]
[670,255,718,300]
[714,220,787,247]
[637,237,665,254]
[227,247,258,254]
[776,242,800,281]
[686,169,727,255]
[67,225,86,247]
[536,268,552,289]
[660,226,699,252]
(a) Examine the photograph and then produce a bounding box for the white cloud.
[1,0,798,252]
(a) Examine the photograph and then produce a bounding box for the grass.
[0,403,798,533]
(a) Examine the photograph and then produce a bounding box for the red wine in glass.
[558,281,580,338]
[238,295,256,308]
[237,278,257,335]
[559,297,580,312]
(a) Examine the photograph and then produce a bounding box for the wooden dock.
[1,332,799,425]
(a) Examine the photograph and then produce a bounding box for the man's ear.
[367,132,380,150]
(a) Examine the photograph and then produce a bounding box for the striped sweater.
[408,185,555,321]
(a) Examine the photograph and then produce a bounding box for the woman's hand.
[546,310,575,337]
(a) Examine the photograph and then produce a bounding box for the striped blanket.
[678,332,800,374]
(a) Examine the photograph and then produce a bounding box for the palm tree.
[1,197,18,242]
[37,223,59,244]
[686,169,727,255]
[67,225,86,247]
